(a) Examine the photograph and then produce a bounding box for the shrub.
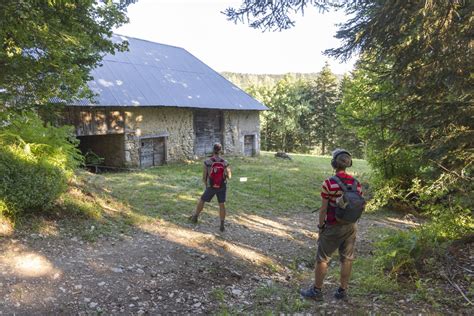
[0,114,82,217]
[84,150,105,165]
[374,209,474,279]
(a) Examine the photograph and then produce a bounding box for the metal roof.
[69,35,267,111]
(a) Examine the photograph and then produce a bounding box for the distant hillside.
[221,72,343,90]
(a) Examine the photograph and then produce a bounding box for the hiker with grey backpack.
[301,149,365,301]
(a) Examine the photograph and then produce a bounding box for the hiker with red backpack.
[301,149,365,301]
[190,143,232,232]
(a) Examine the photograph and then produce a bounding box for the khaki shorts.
[316,223,357,263]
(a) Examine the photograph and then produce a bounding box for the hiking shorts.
[201,185,227,203]
[316,223,357,263]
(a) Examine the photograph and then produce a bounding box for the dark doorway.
[77,134,125,167]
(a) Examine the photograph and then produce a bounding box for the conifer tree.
[308,63,339,155]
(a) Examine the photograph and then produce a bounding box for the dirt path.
[0,212,455,314]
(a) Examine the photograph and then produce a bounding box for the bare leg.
[219,203,226,221]
[191,199,205,223]
[340,260,353,289]
[195,199,205,217]
[315,261,328,289]
[195,199,205,216]
[219,203,226,231]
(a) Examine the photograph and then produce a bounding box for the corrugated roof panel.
[175,70,201,108]
[168,69,200,108]
[106,61,150,106]
[88,63,122,105]
[189,73,217,107]
[130,64,171,106]
[157,68,185,106]
[70,35,267,110]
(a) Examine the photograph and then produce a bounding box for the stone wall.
[223,110,261,156]
[69,106,262,168]
[123,107,194,167]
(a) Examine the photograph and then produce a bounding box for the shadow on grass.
[3,153,413,314]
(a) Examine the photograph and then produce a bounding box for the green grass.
[210,287,227,303]
[100,152,371,224]
[251,283,312,314]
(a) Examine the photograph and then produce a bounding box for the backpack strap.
[333,175,359,192]
[351,178,359,192]
[331,176,348,192]
[211,156,223,163]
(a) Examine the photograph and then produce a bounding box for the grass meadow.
[98,151,371,224]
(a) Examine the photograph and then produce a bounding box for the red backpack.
[208,157,225,189]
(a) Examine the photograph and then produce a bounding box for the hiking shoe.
[300,286,323,300]
[219,222,225,232]
[334,287,347,300]
[189,214,198,224]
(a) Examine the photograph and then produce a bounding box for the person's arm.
[319,198,328,229]
[319,179,330,229]
[225,166,232,180]
[357,181,363,196]
[202,164,207,187]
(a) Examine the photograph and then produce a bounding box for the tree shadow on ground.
[0,207,319,314]
[0,156,452,314]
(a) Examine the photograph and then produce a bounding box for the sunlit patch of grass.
[99,152,370,224]
[14,171,142,241]
[60,194,103,220]
[55,153,370,242]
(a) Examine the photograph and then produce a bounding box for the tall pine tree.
[308,63,339,155]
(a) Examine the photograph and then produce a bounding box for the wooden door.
[140,137,166,168]
[194,110,223,156]
[153,137,165,166]
[244,135,255,156]
[140,139,154,168]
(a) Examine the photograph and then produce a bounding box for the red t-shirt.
[321,171,362,225]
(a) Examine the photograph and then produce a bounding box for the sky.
[115,0,356,75]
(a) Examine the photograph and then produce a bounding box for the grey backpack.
[331,176,366,223]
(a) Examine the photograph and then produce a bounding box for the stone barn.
[63,35,267,168]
